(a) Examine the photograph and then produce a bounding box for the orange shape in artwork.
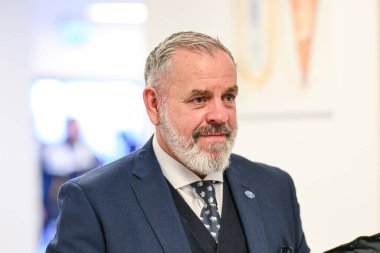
[291,0,318,85]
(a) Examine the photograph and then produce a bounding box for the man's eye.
[224,94,235,102]
[192,97,205,103]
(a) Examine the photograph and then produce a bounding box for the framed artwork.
[235,0,332,117]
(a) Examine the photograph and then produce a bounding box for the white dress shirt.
[152,135,224,217]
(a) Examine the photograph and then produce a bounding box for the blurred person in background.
[40,118,100,239]
[46,31,309,253]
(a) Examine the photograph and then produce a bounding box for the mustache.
[192,124,232,141]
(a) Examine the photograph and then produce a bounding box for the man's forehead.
[166,48,237,95]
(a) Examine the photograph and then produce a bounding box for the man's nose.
[206,100,229,124]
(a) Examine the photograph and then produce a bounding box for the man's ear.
[143,86,161,125]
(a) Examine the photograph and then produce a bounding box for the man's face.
[155,49,238,176]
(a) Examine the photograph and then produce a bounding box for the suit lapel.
[131,140,192,253]
[226,162,269,253]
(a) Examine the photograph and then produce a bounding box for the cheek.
[177,121,199,138]
[167,102,207,136]
[176,114,204,137]
[228,111,237,127]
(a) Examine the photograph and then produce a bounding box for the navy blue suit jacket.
[46,138,310,253]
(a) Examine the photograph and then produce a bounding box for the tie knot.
[191,180,217,200]
[191,180,215,191]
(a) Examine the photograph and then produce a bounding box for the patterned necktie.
[191,180,221,242]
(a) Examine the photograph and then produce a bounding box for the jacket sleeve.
[46,181,106,253]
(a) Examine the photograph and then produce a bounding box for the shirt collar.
[152,134,223,190]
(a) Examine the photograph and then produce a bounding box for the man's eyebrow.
[225,85,239,94]
[184,85,239,101]
[188,89,213,97]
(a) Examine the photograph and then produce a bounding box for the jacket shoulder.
[230,153,292,181]
[69,150,137,189]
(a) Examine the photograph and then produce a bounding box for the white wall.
[146,0,234,55]
[0,1,41,253]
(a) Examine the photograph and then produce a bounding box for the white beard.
[158,106,237,176]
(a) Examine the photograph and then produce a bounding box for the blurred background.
[0,0,379,252]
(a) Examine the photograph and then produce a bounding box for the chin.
[202,150,225,159]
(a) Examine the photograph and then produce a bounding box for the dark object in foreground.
[324,233,380,253]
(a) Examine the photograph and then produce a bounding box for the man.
[47,31,310,253]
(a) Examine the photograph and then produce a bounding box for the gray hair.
[144,31,235,99]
